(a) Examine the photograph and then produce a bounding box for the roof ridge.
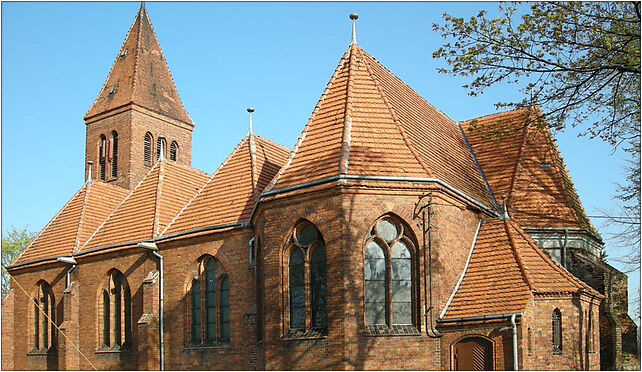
[73,182,94,252]
[12,183,89,264]
[130,5,144,105]
[248,133,258,192]
[264,48,352,192]
[461,106,532,124]
[80,162,160,251]
[503,219,536,291]
[83,7,141,119]
[357,46,433,177]
[152,161,166,238]
[159,137,248,237]
[338,45,356,176]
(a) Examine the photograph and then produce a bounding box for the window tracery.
[189,256,230,346]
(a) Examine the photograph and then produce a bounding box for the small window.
[99,135,107,180]
[144,133,153,165]
[170,141,178,162]
[552,308,562,353]
[189,256,230,346]
[111,131,118,178]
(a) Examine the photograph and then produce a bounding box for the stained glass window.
[219,277,230,341]
[310,243,327,329]
[289,249,305,330]
[365,241,386,325]
[191,279,201,343]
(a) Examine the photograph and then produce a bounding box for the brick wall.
[2,289,15,370]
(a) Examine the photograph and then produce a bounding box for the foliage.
[2,226,35,298]
[433,1,641,271]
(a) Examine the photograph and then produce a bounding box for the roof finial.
[350,13,359,45]
[502,196,510,220]
[247,107,255,136]
[140,1,146,11]
[158,135,166,162]
[86,161,94,183]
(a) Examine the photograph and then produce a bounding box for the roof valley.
[73,182,93,252]
[152,161,165,238]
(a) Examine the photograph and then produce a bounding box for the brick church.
[2,4,637,370]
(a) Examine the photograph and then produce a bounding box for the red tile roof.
[12,182,129,265]
[80,161,209,251]
[163,135,289,237]
[84,4,192,125]
[461,108,598,235]
[441,219,601,321]
[266,45,493,207]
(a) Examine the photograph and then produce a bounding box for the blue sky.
[2,2,638,319]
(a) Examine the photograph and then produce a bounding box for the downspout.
[138,242,164,370]
[511,313,519,371]
[425,193,442,338]
[56,256,77,288]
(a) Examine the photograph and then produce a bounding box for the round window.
[375,218,400,243]
[295,223,317,247]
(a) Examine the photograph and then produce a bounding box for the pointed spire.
[349,13,359,45]
[86,161,94,183]
[247,107,255,136]
[140,1,145,11]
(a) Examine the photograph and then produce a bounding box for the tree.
[432,1,641,270]
[2,226,35,298]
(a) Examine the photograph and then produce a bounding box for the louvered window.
[144,133,153,165]
[99,135,106,180]
[170,141,178,161]
[189,256,230,346]
[156,137,167,161]
[365,215,415,329]
[552,309,562,353]
[111,131,118,178]
[32,281,54,352]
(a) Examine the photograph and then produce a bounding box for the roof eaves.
[357,46,433,178]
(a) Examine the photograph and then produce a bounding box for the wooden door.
[453,337,493,370]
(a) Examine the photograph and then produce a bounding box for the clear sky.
[1,2,638,319]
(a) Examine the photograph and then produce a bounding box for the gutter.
[260,174,498,217]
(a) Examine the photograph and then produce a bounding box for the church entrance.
[453,336,493,370]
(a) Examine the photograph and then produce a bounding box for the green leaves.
[2,226,35,298]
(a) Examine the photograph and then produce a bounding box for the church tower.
[84,3,194,190]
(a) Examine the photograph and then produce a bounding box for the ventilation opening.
[540,163,551,168]
[120,49,127,58]
[108,86,116,95]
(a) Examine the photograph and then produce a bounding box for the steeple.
[84,4,192,125]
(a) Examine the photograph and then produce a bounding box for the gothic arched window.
[285,221,327,336]
[32,281,55,352]
[189,256,230,345]
[144,133,153,165]
[100,270,131,349]
[99,134,107,180]
[170,141,178,161]
[111,131,118,178]
[364,215,415,329]
[156,137,167,161]
[552,308,562,353]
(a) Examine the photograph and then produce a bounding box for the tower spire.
[247,107,255,136]
[350,13,359,45]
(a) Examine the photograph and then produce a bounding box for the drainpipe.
[138,242,164,370]
[56,256,77,288]
[561,228,568,268]
[425,193,442,338]
[511,313,519,371]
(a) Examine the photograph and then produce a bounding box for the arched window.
[100,270,131,349]
[99,134,107,180]
[364,215,415,329]
[111,131,118,178]
[189,256,230,345]
[552,308,562,353]
[156,137,167,161]
[285,221,327,336]
[144,133,153,165]
[170,141,178,161]
[32,281,55,352]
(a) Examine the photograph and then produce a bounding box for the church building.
[2,4,637,370]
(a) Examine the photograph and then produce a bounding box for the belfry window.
[156,137,167,161]
[170,141,178,161]
[99,134,107,180]
[285,221,327,336]
[32,281,55,352]
[189,256,230,345]
[552,308,562,353]
[364,215,415,329]
[144,133,153,165]
[111,131,118,178]
[100,270,132,349]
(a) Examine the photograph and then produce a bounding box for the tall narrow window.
[99,134,107,180]
[32,281,54,351]
[285,221,326,336]
[170,141,178,161]
[102,290,110,347]
[156,137,167,161]
[111,131,118,178]
[364,215,416,329]
[552,309,562,353]
[100,270,131,349]
[189,256,230,346]
[144,133,153,165]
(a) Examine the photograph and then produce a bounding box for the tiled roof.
[163,134,290,237]
[266,45,493,207]
[84,4,192,125]
[461,108,598,235]
[80,161,209,251]
[12,182,129,265]
[441,219,601,321]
